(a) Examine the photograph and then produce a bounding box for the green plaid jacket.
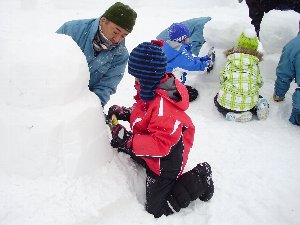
[217,53,263,111]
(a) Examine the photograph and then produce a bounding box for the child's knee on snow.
[170,182,191,209]
[172,170,206,203]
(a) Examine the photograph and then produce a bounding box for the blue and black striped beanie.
[128,40,167,101]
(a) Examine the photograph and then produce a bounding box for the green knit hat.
[237,28,258,51]
[102,2,137,33]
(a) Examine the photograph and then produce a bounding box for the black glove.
[108,105,132,121]
[206,62,214,73]
[185,85,199,102]
[206,47,215,73]
[110,124,133,154]
[199,55,211,62]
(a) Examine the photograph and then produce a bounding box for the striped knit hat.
[128,40,167,101]
[168,22,190,43]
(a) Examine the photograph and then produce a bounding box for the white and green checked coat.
[217,51,263,111]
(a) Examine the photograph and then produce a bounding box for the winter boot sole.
[256,98,269,120]
[225,111,252,122]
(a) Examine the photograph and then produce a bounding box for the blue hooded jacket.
[274,32,300,125]
[162,41,207,73]
[56,18,129,106]
[157,17,211,56]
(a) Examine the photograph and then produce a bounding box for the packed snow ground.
[0,0,299,225]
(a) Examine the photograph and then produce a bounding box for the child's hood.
[133,74,190,111]
[163,41,183,61]
[157,73,189,111]
[225,47,263,61]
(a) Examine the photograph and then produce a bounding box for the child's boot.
[193,162,214,202]
[256,98,269,120]
[225,111,252,122]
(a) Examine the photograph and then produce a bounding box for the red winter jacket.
[130,73,195,179]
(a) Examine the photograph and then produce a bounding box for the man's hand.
[273,93,285,102]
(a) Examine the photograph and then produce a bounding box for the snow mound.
[203,15,254,50]
[0,34,113,178]
[0,34,89,108]
[260,10,299,54]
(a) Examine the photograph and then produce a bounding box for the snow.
[0,0,299,225]
[243,28,257,39]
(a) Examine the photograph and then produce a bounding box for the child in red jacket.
[108,40,214,218]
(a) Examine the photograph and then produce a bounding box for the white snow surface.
[0,0,299,225]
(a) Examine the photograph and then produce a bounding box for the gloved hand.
[199,55,211,62]
[206,60,214,73]
[273,93,285,102]
[108,105,132,121]
[206,47,215,73]
[111,124,133,154]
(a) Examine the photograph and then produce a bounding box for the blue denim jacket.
[275,32,300,125]
[57,18,128,106]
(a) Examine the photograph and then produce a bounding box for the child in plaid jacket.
[214,28,269,122]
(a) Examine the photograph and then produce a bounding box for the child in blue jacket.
[161,22,213,102]
[273,22,300,126]
[157,17,211,56]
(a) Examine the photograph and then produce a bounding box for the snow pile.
[260,10,299,54]
[0,0,300,225]
[0,34,112,178]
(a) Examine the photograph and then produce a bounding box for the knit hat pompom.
[151,39,164,47]
[168,22,190,43]
[102,2,137,33]
[128,41,167,101]
[237,28,258,51]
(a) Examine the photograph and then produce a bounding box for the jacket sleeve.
[89,53,128,106]
[219,62,229,84]
[175,48,207,72]
[274,44,296,98]
[187,17,211,56]
[257,66,264,88]
[56,20,88,43]
[132,107,184,158]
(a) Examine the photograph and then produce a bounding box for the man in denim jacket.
[273,22,300,126]
[57,2,137,107]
